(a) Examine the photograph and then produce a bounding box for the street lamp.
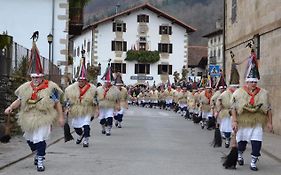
[47,33,53,79]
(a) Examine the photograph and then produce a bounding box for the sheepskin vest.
[231,86,269,128]
[64,82,97,118]
[217,89,233,119]
[173,90,181,103]
[149,90,158,101]
[178,91,191,105]
[97,85,120,108]
[15,81,63,132]
[199,90,213,112]
[164,89,174,100]
[210,90,221,109]
[119,87,128,108]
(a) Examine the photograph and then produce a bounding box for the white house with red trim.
[70,3,196,85]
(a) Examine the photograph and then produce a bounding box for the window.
[139,37,146,42]
[139,37,147,51]
[111,41,127,51]
[135,64,150,74]
[87,41,90,52]
[253,34,260,60]
[137,14,149,23]
[158,64,172,75]
[158,43,173,53]
[214,50,216,57]
[113,21,126,32]
[231,0,237,23]
[159,25,172,35]
[218,48,221,57]
[111,63,126,73]
[139,43,146,51]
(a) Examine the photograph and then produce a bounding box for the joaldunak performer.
[199,76,213,129]
[4,33,64,172]
[64,50,98,148]
[231,47,273,171]
[97,62,120,136]
[114,72,128,128]
[216,72,238,148]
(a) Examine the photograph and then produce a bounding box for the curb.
[0,130,74,171]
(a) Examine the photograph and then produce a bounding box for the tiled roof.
[202,29,223,38]
[188,46,208,67]
[83,3,196,33]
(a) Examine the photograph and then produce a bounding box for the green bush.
[125,50,160,63]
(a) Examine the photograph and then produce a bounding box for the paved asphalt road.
[1,106,281,175]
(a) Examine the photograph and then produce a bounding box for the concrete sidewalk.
[0,127,66,170]
[1,127,281,170]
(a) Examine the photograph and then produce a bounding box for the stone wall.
[225,0,281,134]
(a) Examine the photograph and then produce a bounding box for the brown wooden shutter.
[158,65,162,75]
[169,26,172,35]
[122,63,126,73]
[169,65,172,74]
[135,64,138,74]
[113,22,116,32]
[146,64,150,74]
[123,41,127,51]
[123,23,126,32]
[111,41,115,51]
[169,44,173,53]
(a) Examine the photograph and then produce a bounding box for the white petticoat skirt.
[23,125,51,143]
[236,124,263,142]
[71,115,91,128]
[98,108,114,120]
[219,116,232,133]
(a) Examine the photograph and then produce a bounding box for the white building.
[202,28,223,70]
[0,0,68,83]
[71,3,196,85]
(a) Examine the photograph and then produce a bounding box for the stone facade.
[225,0,281,134]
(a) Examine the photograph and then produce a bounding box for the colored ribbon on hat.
[243,85,260,105]
[79,83,91,102]
[30,80,49,100]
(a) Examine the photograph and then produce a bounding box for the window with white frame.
[137,14,149,23]
[158,43,173,53]
[158,64,172,75]
[159,25,172,35]
[111,41,127,51]
[113,21,126,32]
[135,64,150,74]
[111,63,126,73]
[231,0,237,23]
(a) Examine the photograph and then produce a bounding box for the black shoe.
[83,142,89,147]
[115,122,118,127]
[250,166,258,171]
[225,143,230,148]
[37,165,45,172]
[102,130,106,134]
[106,132,111,136]
[238,158,244,166]
[76,135,84,144]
